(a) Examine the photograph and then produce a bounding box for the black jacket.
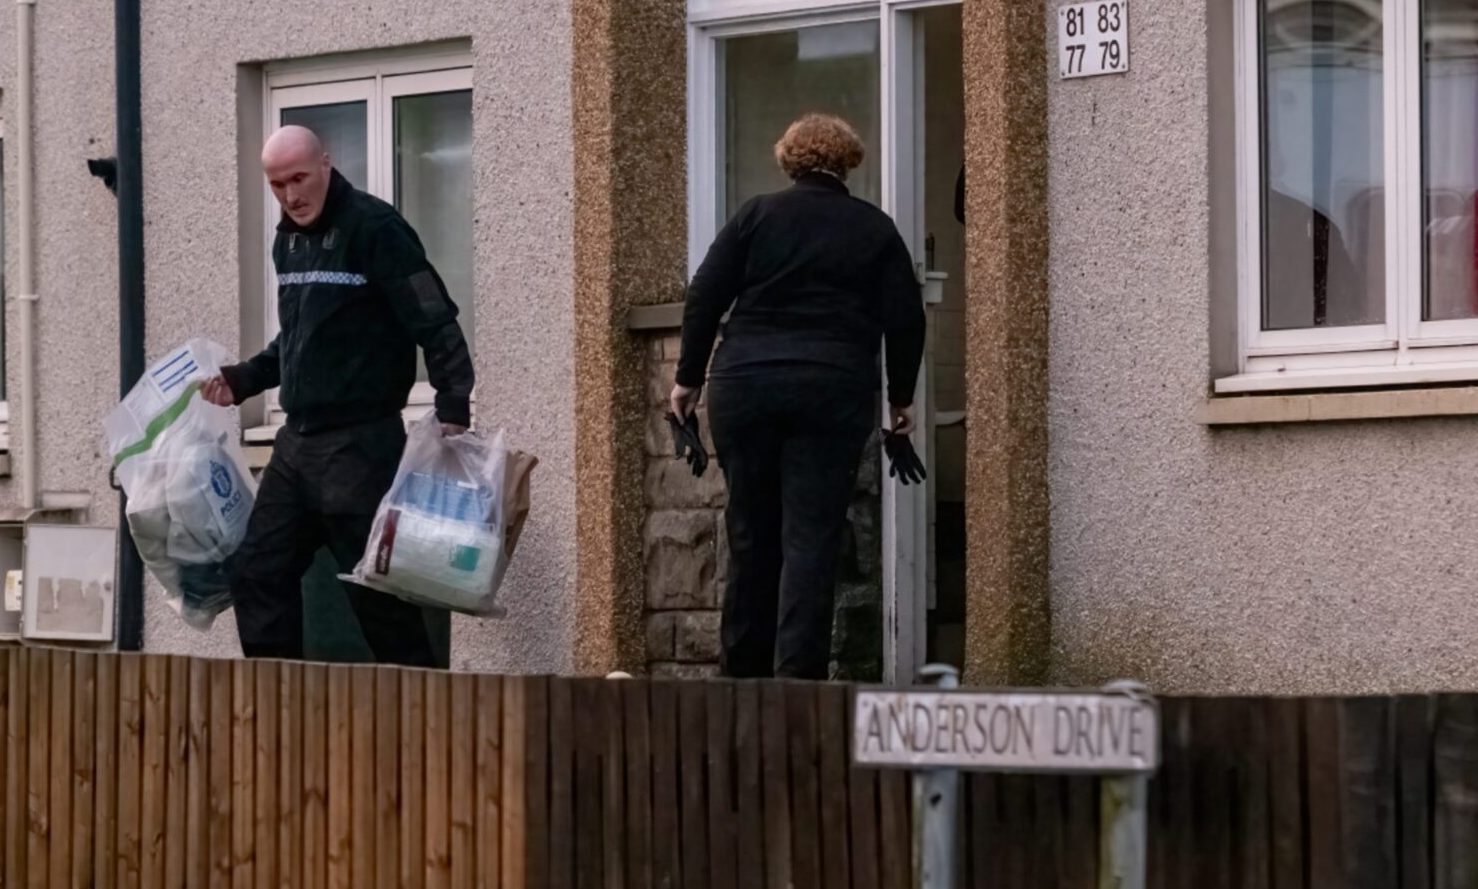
[676,172,925,407]
[223,170,474,433]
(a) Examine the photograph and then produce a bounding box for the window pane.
[280,101,369,191]
[1423,0,1478,321]
[1261,0,1385,331]
[394,89,475,379]
[720,21,881,221]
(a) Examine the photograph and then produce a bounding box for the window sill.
[627,302,684,332]
[1216,361,1478,394]
[242,424,281,445]
[1200,386,1478,426]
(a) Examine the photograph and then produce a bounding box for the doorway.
[687,0,965,683]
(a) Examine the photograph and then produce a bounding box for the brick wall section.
[641,330,884,680]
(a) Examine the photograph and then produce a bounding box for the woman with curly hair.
[670,113,926,680]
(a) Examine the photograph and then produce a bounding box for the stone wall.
[640,330,883,680]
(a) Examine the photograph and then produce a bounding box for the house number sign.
[1059,1,1130,79]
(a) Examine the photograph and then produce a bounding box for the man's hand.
[889,404,916,437]
[200,375,235,407]
[441,424,469,438]
[670,383,702,421]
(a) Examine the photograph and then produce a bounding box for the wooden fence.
[2,646,1478,888]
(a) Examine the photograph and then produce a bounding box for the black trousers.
[231,416,437,667]
[709,369,875,680]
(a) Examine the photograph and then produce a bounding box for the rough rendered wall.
[0,0,122,517]
[1047,0,1478,693]
[137,1,576,670]
[0,0,575,667]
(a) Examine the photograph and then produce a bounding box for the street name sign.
[853,689,1158,774]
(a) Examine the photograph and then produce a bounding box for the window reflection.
[1261,0,1385,331]
[1423,0,1478,321]
[395,90,475,378]
[721,22,881,222]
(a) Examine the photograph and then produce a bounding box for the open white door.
[880,2,929,685]
[880,0,963,685]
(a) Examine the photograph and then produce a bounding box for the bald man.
[201,126,474,666]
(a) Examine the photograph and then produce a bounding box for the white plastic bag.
[342,412,512,615]
[105,339,256,630]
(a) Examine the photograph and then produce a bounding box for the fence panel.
[1,646,1475,887]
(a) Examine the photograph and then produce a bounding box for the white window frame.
[1223,0,1478,393]
[252,52,473,436]
[686,4,880,274]
[686,0,952,268]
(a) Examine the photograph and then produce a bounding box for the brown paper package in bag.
[502,450,538,557]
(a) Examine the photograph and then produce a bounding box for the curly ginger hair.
[773,113,865,181]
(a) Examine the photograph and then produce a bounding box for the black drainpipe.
[115,0,145,651]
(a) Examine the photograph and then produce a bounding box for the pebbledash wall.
[0,0,578,671]
[0,1,121,511]
[632,0,1478,694]
[1046,0,1478,694]
[0,0,1053,685]
[9,0,1477,694]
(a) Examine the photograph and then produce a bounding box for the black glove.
[882,430,926,486]
[665,411,709,478]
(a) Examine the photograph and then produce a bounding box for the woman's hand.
[670,384,702,420]
[890,404,916,437]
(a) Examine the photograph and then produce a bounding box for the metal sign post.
[912,665,961,889]
[1097,680,1152,889]
[854,671,1160,889]
[1100,772,1148,889]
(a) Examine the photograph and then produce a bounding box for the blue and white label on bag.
[399,472,495,523]
[150,345,201,401]
[120,343,204,426]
